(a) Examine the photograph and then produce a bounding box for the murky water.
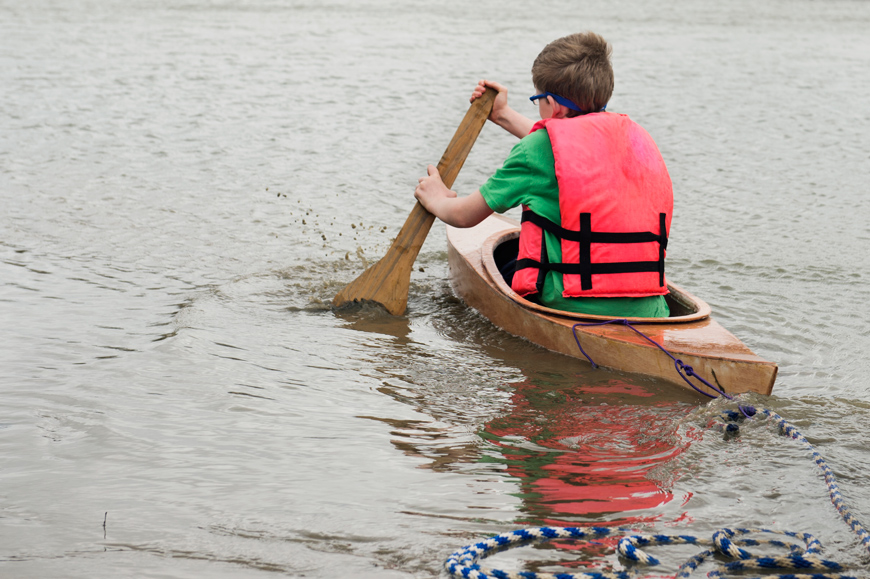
[2,0,869,576]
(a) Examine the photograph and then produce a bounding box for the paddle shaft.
[332,88,496,315]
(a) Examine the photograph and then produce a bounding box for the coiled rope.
[443,322,869,579]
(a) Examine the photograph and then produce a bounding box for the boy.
[414,32,672,318]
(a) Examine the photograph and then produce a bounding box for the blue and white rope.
[444,526,631,579]
[444,408,869,579]
[619,527,847,578]
[727,408,870,553]
[445,525,855,579]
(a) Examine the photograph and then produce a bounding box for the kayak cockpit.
[484,230,711,324]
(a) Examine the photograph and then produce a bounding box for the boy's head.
[532,32,613,117]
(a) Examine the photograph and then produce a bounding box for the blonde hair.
[531,32,614,117]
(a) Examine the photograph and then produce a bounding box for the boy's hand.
[414,165,493,228]
[415,164,456,213]
[471,79,509,124]
[471,79,533,138]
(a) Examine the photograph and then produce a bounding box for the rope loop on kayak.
[571,319,730,399]
[444,407,869,579]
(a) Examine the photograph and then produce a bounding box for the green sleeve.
[479,129,559,220]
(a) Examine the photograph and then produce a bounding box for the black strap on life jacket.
[515,209,668,291]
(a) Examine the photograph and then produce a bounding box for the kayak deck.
[446,214,777,396]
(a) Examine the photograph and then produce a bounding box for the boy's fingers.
[488,81,507,93]
[427,164,439,176]
[471,79,490,101]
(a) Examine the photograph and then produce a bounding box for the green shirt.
[479,128,669,318]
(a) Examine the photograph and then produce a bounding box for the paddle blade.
[332,202,434,315]
[333,88,496,315]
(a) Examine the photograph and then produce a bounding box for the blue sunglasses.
[529,92,606,113]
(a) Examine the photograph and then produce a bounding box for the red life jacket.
[511,113,673,299]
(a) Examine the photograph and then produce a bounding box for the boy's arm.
[414,164,493,228]
[472,80,535,139]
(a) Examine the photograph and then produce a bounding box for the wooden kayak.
[446,214,777,396]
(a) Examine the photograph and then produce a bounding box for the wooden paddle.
[332,88,496,315]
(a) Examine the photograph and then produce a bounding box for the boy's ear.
[550,98,570,119]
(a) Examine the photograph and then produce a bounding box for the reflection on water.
[481,379,695,527]
[371,341,702,528]
[335,302,413,342]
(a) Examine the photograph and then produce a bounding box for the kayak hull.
[446,215,777,396]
